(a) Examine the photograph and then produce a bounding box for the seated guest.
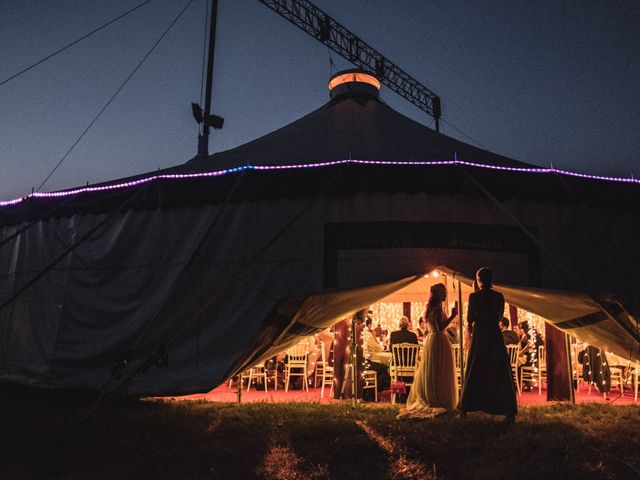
[379,329,389,350]
[389,316,419,348]
[373,323,383,340]
[364,317,383,355]
[500,317,519,345]
[363,317,390,394]
[446,316,459,344]
[389,316,418,401]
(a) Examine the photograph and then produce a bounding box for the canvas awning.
[230,266,639,378]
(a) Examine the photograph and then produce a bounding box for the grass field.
[2,387,639,479]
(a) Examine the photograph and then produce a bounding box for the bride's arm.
[438,307,458,330]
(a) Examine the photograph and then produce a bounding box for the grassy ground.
[1,386,639,480]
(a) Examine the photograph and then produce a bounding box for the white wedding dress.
[398,306,458,418]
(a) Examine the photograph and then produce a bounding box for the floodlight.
[191,103,204,124]
[206,114,224,129]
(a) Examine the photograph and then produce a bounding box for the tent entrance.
[227,266,639,404]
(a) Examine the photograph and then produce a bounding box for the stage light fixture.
[191,103,204,124]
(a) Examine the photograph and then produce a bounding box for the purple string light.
[1,159,637,208]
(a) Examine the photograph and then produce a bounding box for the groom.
[459,267,517,426]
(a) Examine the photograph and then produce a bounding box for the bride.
[398,283,459,418]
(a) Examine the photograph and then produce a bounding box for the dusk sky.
[1,0,638,200]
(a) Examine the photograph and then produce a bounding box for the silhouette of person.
[459,267,517,426]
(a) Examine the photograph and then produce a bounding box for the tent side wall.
[1,175,639,395]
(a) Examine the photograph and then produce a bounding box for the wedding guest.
[500,317,519,345]
[460,267,517,427]
[364,317,383,355]
[363,317,390,395]
[373,323,383,340]
[446,316,459,344]
[389,316,419,348]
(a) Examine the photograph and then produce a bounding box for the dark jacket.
[389,329,419,348]
[502,330,520,345]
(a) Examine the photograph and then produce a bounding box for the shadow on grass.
[283,403,394,479]
[370,404,640,480]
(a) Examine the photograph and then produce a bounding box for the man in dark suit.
[389,316,419,348]
[500,317,519,345]
[389,316,419,371]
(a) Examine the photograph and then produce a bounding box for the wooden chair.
[228,370,250,389]
[506,344,521,395]
[285,341,309,392]
[363,370,378,402]
[246,362,280,392]
[319,342,334,399]
[246,364,267,392]
[314,342,328,388]
[610,366,625,394]
[389,343,420,404]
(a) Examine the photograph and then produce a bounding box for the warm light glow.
[328,72,381,91]
[432,270,440,278]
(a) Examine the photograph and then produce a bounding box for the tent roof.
[184,92,531,171]
[2,90,638,223]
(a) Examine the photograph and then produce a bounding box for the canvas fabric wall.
[1,187,638,395]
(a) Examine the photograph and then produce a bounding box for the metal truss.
[257,0,442,131]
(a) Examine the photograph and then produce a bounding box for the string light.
[2,159,638,208]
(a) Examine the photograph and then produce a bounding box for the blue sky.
[1,0,638,200]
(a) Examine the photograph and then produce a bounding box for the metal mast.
[193,0,224,157]
[257,0,442,131]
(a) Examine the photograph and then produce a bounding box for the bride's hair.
[426,283,448,318]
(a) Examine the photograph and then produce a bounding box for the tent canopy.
[232,266,640,378]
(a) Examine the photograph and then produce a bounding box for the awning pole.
[351,314,358,408]
[458,279,465,390]
[236,374,242,404]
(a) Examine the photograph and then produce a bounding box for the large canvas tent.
[1,73,638,396]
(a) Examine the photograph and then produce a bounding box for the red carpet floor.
[168,383,638,406]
